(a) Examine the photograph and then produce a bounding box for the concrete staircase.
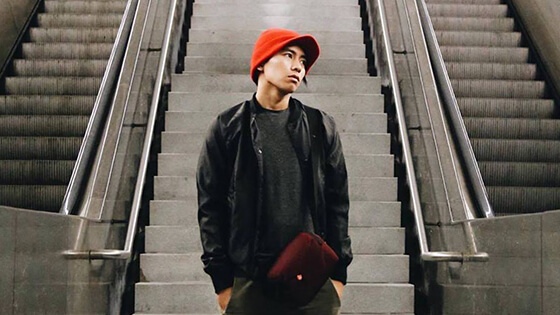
[135,0,414,313]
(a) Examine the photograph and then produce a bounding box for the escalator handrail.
[373,0,488,262]
[415,0,494,219]
[63,0,178,259]
[59,0,139,215]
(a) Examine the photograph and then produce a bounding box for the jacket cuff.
[210,269,234,294]
[330,265,348,285]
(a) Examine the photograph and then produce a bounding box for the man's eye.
[285,52,293,58]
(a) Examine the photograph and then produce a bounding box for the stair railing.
[371,0,489,262]
[63,0,179,259]
[60,0,140,215]
[415,0,494,219]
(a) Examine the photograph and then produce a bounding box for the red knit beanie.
[250,28,320,84]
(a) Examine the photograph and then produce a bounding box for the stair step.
[29,27,118,43]
[349,177,398,201]
[480,161,560,186]
[161,132,205,153]
[168,92,384,113]
[149,200,402,229]
[349,201,401,227]
[471,138,560,163]
[146,226,403,254]
[172,74,380,94]
[488,186,560,214]
[458,97,555,119]
[135,282,414,314]
[431,17,514,32]
[165,111,386,133]
[145,226,201,253]
[451,79,547,99]
[348,254,409,282]
[446,62,537,80]
[135,282,216,314]
[0,95,96,115]
[4,77,101,95]
[188,29,364,45]
[153,175,397,201]
[21,43,112,59]
[441,46,529,63]
[436,31,522,47]
[0,137,81,159]
[344,133,392,154]
[0,185,66,212]
[0,116,88,136]
[186,43,365,58]
[140,253,409,283]
[192,3,360,17]
[190,16,361,31]
[184,56,367,75]
[158,153,393,177]
[0,160,74,184]
[149,200,198,226]
[349,227,405,254]
[44,1,127,14]
[37,13,123,28]
[427,4,508,18]
[12,59,108,76]
[140,253,207,282]
[149,199,401,228]
[342,283,414,314]
[464,117,560,140]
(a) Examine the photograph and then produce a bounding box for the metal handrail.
[373,0,488,262]
[64,0,178,259]
[60,0,139,215]
[415,0,494,218]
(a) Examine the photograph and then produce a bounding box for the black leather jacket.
[197,96,352,293]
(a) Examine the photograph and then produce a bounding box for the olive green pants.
[223,277,341,315]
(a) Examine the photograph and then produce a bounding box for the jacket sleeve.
[197,116,234,294]
[322,114,353,284]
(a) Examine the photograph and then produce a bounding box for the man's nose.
[292,61,303,72]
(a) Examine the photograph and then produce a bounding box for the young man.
[197,28,352,314]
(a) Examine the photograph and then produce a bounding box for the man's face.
[259,45,307,94]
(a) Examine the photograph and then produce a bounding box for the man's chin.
[281,85,300,94]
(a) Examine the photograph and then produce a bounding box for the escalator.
[426,0,560,215]
[0,0,127,212]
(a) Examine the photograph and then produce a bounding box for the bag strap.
[306,107,326,238]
